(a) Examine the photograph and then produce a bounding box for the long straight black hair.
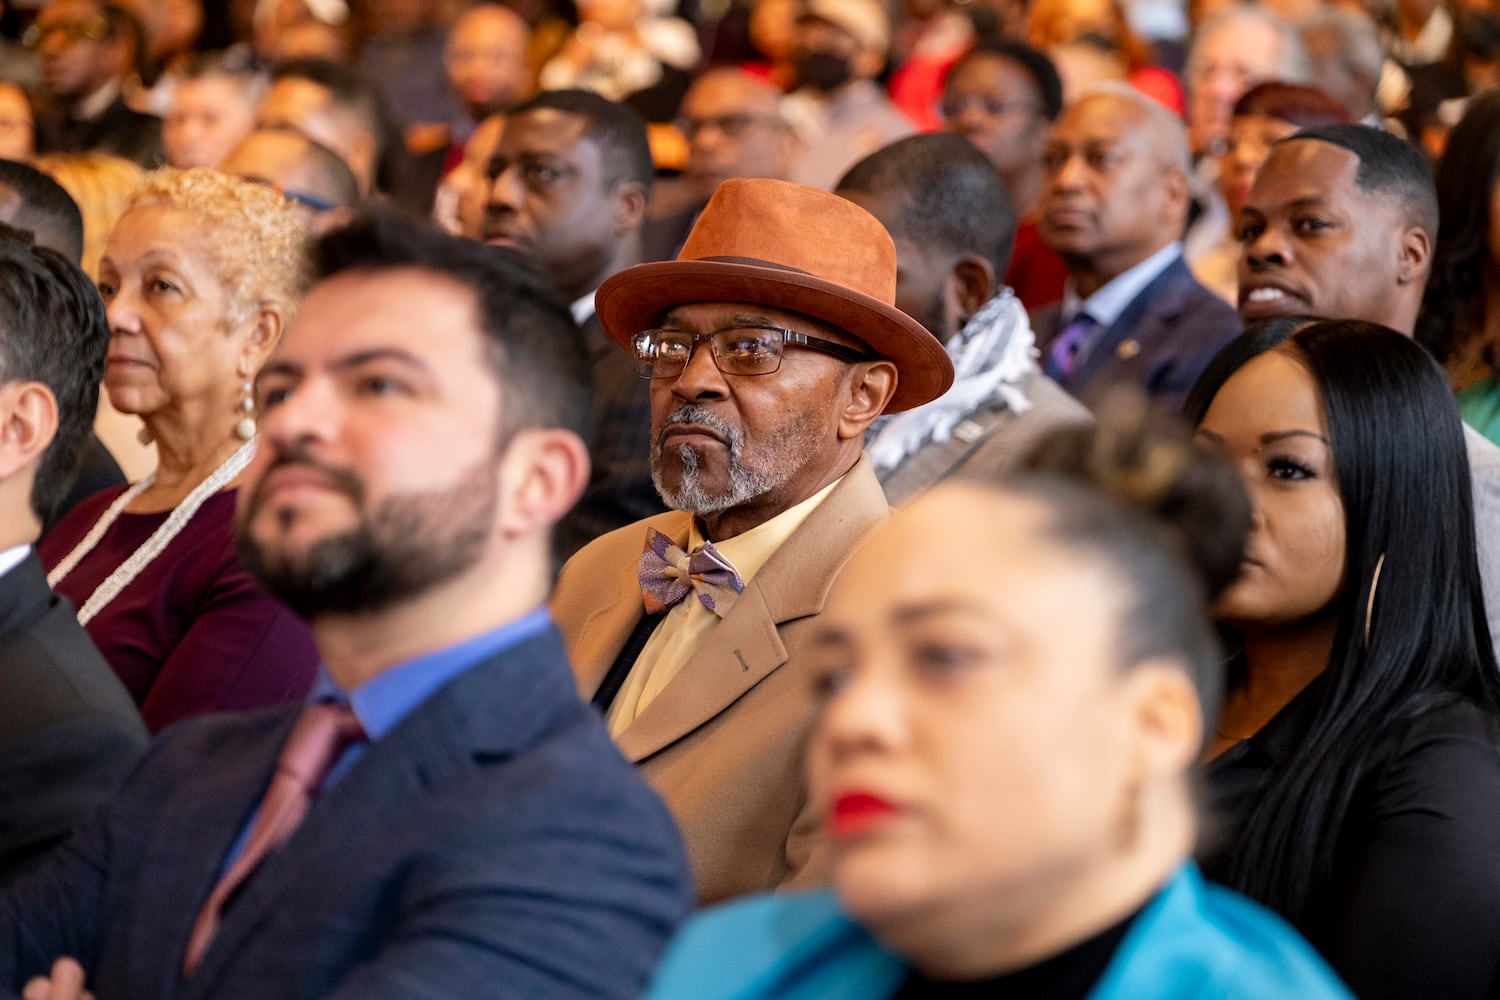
[1183,318,1500,933]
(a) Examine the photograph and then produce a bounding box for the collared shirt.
[0,543,30,583]
[607,476,843,736]
[1060,241,1182,333]
[572,290,598,326]
[223,607,553,871]
[73,77,120,121]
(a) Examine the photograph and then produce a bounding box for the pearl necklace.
[48,438,257,626]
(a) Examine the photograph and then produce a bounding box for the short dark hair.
[0,159,84,264]
[948,41,1065,121]
[1278,123,1438,238]
[313,210,592,446]
[836,132,1018,279]
[508,89,654,195]
[238,127,360,210]
[270,57,394,183]
[0,230,108,522]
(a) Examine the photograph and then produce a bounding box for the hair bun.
[1021,391,1252,601]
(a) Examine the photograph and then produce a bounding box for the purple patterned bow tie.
[638,527,745,617]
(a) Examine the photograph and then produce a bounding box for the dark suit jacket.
[0,552,144,886]
[0,624,694,999]
[1033,254,1241,412]
[555,313,667,561]
[35,94,164,168]
[45,434,125,536]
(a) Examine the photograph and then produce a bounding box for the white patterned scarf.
[868,289,1039,472]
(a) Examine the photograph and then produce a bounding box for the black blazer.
[0,624,694,999]
[0,552,145,886]
[1032,254,1241,412]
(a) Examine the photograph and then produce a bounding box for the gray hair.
[1187,7,1314,88]
[1301,6,1384,87]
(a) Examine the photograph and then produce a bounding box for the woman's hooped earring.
[235,378,255,441]
[1363,553,1386,651]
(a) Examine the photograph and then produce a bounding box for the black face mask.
[793,50,854,93]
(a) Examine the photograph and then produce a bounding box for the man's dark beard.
[237,456,498,620]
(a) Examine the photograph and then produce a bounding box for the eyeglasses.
[677,114,784,140]
[938,95,1038,121]
[632,324,877,379]
[22,15,111,48]
[240,176,340,214]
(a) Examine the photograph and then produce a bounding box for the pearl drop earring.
[235,378,256,440]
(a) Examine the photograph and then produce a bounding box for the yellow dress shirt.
[606,477,843,736]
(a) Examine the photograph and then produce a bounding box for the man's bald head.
[1037,85,1191,292]
[679,68,799,192]
[1080,83,1191,175]
[445,4,530,121]
[220,127,359,232]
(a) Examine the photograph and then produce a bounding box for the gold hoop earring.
[1364,553,1386,651]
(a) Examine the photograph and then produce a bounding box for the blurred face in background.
[942,53,1048,195]
[679,70,799,193]
[444,5,530,122]
[1186,19,1284,155]
[165,74,258,169]
[1217,112,1298,221]
[0,83,34,161]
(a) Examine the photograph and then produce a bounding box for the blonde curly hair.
[123,167,311,327]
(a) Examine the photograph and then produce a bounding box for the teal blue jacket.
[645,865,1352,1000]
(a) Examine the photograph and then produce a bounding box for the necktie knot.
[1046,311,1097,379]
[278,701,365,794]
[638,527,745,617]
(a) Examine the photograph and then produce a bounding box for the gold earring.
[1363,553,1386,651]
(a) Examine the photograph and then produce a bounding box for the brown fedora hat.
[594,178,954,413]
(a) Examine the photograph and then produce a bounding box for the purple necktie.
[1046,312,1097,379]
[183,702,365,975]
[638,527,744,617]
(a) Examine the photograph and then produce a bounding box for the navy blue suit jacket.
[1033,254,1241,412]
[0,624,694,999]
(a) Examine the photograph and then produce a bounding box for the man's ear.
[496,428,591,538]
[951,254,995,319]
[1397,225,1432,286]
[0,381,58,481]
[836,360,898,440]
[1161,166,1190,227]
[612,180,648,236]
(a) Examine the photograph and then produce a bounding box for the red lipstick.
[829,791,899,839]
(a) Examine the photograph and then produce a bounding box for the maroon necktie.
[182,702,365,975]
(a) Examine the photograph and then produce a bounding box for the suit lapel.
[615,581,786,762]
[141,712,294,998]
[614,458,888,763]
[878,408,1010,506]
[569,515,692,698]
[181,630,578,999]
[1073,256,1191,388]
[0,554,55,640]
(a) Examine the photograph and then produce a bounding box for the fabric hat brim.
[594,258,954,413]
